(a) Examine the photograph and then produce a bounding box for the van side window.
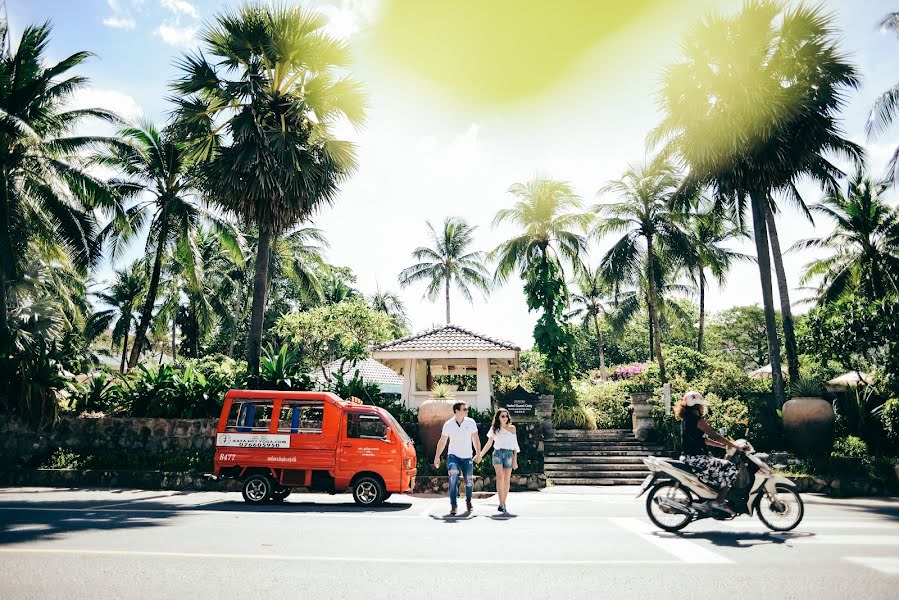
[224,400,275,432]
[277,401,324,434]
[347,413,387,439]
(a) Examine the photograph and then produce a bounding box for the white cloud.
[68,88,144,121]
[156,23,198,47]
[161,0,199,19]
[315,0,381,40]
[102,17,136,30]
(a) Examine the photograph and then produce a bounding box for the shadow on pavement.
[193,500,415,514]
[673,530,815,548]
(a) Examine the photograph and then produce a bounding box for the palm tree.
[95,262,146,372]
[652,0,862,406]
[370,286,410,338]
[685,208,751,352]
[95,120,224,369]
[0,21,121,345]
[594,159,694,382]
[492,177,591,389]
[867,12,899,180]
[568,266,614,378]
[172,3,366,382]
[398,217,491,323]
[793,168,899,303]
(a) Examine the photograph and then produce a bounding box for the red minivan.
[214,390,417,506]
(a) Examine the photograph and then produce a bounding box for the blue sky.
[8,0,899,349]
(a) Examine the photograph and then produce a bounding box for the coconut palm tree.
[492,177,591,390]
[370,286,410,338]
[685,208,751,352]
[567,266,615,378]
[94,262,146,372]
[867,12,899,180]
[172,3,366,382]
[651,0,862,406]
[398,217,491,323]
[594,159,694,382]
[0,21,122,345]
[95,121,230,369]
[793,168,899,303]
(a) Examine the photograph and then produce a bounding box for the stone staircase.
[545,429,666,485]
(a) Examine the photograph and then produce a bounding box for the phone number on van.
[216,433,290,449]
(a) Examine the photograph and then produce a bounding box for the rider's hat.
[683,390,708,407]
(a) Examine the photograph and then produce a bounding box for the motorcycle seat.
[666,459,696,474]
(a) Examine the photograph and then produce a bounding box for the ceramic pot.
[418,398,456,460]
[782,397,835,458]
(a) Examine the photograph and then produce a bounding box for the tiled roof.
[370,325,520,353]
[309,358,403,386]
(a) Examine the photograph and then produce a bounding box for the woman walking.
[477,408,520,513]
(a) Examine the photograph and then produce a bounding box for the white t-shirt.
[441,416,479,459]
[487,427,520,452]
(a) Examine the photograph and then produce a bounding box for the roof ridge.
[370,324,520,352]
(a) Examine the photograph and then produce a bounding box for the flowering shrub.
[613,363,646,379]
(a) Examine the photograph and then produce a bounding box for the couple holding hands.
[432,401,520,515]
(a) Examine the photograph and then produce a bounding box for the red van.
[213,390,417,506]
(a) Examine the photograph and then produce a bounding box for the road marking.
[791,535,899,546]
[608,517,733,564]
[725,520,899,531]
[844,557,899,575]
[0,547,681,566]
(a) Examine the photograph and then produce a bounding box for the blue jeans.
[447,454,473,506]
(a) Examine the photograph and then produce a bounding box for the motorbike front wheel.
[646,482,694,532]
[756,484,804,531]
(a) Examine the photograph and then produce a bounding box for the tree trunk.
[171,313,177,364]
[247,229,273,385]
[445,275,451,324]
[698,272,705,353]
[750,191,787,408]
[766,207,800,384]
[120,324,129,373]
[592,313,606,378]
[128,219,168,369]
[0,173,14,347]
[647,308,654,361]
[646,245,666,382]
[227,283,242,358]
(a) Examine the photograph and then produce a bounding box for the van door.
[336,412,398,482]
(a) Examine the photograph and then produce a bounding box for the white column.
[476,357,492,412]
[402,359,414,408]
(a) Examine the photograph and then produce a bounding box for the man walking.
[433,401,481,515]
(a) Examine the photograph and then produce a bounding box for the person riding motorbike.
[674,390,748,515]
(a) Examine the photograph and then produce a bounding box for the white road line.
[608,517,733,564]
[725,520,899,530]
[844,557,899,575]
[791,535,899,546]
[0,547,681,566]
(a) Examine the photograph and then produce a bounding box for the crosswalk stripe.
[792,535,899,546]
[844,557,899,575]
[608,517,733,564]
[725,520,899,531]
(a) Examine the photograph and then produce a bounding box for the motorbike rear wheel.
[756,484,804,531]
[646,482,694,532]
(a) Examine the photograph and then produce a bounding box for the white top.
[487,427,520,452]
[441,416,479,459]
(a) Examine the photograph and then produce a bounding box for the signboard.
[216,433,290,449]
[499,385,539,418]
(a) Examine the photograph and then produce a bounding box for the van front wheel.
[242,474,274,505]
[352,476,385,506]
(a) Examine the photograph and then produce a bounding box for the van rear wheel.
[242,474,274,505]
[352,476,385,506]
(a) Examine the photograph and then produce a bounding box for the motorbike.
[636,440,804,532]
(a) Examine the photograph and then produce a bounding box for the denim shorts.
[492,448,514,468]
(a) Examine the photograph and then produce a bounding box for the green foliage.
[832,436,870,460]
[697,360,768,400]
[789,378,826,399]
[552,405,596,430]
[704,393,750,439]
[38,448,211,472]
[466,406,494,427]
[428,383,455,399]
[575,380,631,429]
[663,345,710,382]
[328,370,418,425]
[705,305,783,370]
[258,344,312,391]
[879,399,899,448]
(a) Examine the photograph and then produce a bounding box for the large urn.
[418,398,456,460]
[782,397,835,458]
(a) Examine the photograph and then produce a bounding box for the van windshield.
[383,412,412,444]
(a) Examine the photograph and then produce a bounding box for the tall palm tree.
[95,121,226,369]
[398,217,491,323]
[568,266,614,378]
[594,159,694,382]
[685,208,751,352]
[370,286,410,338]
[867,12,899,180]
[172,3,366,382]
[652,0,862,406]
[492,177,591,389]
[793,168,899,303]
[0,21,122,344]
[95,262,146,372]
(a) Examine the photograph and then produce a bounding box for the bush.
[664,345,710,382]
[552,405,596,430]
[575,380,630,429]
[704,393,750,439]
[881,399,899,447]
[698,361,767,399]
[832,435,870,460]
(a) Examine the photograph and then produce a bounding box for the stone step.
[546,440,649,446]
[545,445,664,452]
[544,463,649,472]
[552,431,636,438]
[545,450,662,457]
[549,477,647,486]
[544,456,648,464]
[546,472,651,480]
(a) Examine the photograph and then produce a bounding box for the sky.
[8,0,899,350]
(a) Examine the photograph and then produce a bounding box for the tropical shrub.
[881,399,899,446]
[575,380,630,429]
[832,435,870,460]
[258,344,312,391]
[663,345,710,382]
[552,405,596,430]
[704,393,750,439]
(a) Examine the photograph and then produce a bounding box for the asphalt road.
[1,486,897,600]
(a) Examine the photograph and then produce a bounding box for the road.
[1,486,898,599]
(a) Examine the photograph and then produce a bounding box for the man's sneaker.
[466,501,473,512]
[450,505,457,516]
